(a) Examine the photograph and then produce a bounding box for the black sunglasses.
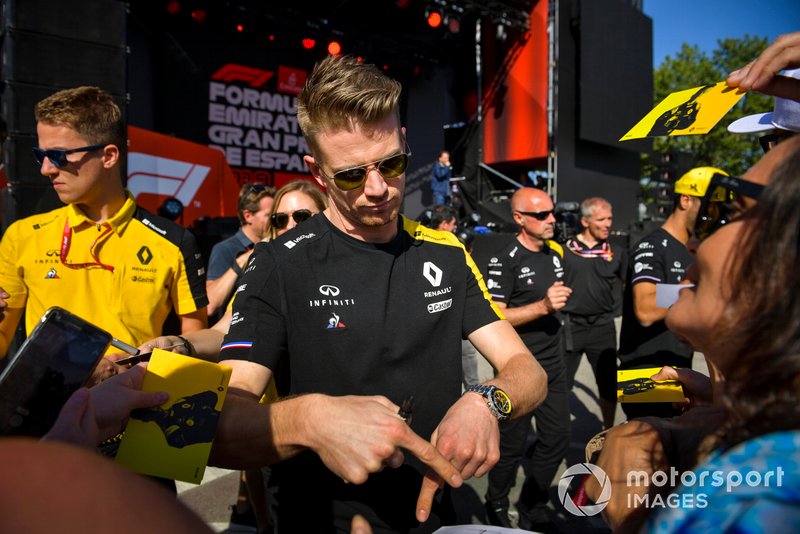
[32,144,105,168]
[516,209,554,221]
[319,151,410,191]
[695,173,765,241]
[271,209,313,229]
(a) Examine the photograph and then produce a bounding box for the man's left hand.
[415,392,500,521]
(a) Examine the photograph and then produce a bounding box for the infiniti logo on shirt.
[319,285,340,296]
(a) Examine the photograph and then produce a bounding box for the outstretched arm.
[211,358,462,521]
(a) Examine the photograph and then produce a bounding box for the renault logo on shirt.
[423,262,443,287]
[137,246,154,265]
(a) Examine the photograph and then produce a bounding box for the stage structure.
[0,0,652,237]
[440,0,652,231]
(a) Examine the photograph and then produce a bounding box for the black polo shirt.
[484,238,565,361]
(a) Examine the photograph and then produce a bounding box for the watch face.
[492,389,512,415]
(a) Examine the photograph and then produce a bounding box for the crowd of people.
[0,30,799,534]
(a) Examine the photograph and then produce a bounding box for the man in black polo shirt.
[618,167,726,419]
[562,197,625,430]
[483,187,572,532]
[213,55,548,533]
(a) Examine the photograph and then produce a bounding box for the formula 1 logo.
[127,153,210,208]
[211,64,274,88]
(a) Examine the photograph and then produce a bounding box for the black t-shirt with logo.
[562,237,625,325]
[221,214,501,532]
[618,227,693,365]
[484,238,565,360]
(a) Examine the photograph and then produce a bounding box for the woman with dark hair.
[586,136,800,532]
[646,136,800,531]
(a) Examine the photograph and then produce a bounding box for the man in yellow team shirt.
[0,86,207,371]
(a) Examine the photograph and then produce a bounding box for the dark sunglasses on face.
[516,209,554,221]
[32,144,105,168]
[271,209,313,229]
[694,173,765,241]
[320,151,411,191]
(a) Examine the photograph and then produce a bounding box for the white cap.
[727,68,800,134]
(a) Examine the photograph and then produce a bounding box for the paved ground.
[178,327,707,533]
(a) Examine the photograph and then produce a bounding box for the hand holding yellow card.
[617,367,685,403]
[115,349,232,483]
[620,81,745,141]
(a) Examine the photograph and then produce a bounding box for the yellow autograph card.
[620,82,745,141]
[616,367,685,403]
[115,349,232,483]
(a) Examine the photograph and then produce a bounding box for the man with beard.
[213,56,547,533]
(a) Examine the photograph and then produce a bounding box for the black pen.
[398,395,414,424]
[115,352,153,366]
[115,342,185,366]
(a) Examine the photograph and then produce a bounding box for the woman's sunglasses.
[694,174,765,241]
[271,209,313,229]
[32,144,105,168]
[319,151,410,191]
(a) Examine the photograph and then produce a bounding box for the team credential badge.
[45,268,60,279]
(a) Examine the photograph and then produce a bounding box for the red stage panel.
[483,0,549,164]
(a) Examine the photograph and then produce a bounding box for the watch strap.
[464,384,511,421]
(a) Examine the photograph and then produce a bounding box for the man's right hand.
[303,394,463,489]
[543,280,572,313]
